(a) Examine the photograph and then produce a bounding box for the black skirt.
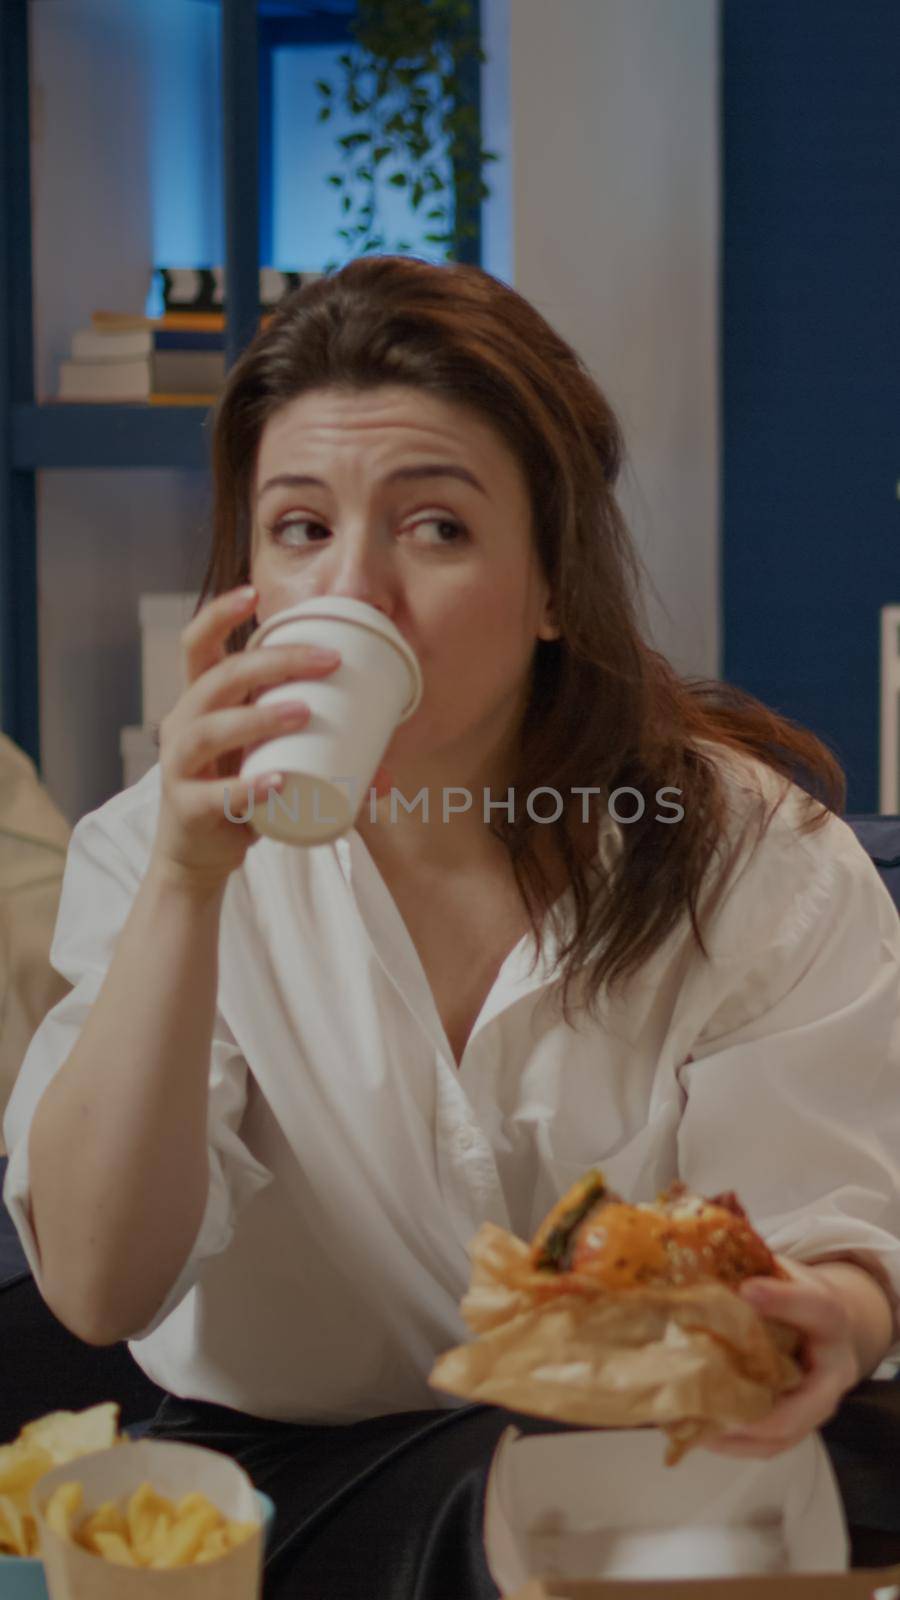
[142,1378,900,1598]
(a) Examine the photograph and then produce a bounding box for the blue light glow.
[272,45,454,270]
[144,6,457,311]
[145,0,223,310]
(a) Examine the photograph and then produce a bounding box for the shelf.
[258,1,356,14]
[1,0,481,770]
[11,404,213,471]
[193,1,356,14]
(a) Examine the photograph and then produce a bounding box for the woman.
[4,256,900,1595]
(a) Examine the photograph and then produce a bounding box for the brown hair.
[197,255,845,1024]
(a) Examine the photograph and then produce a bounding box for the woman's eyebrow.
[256,464,488,502]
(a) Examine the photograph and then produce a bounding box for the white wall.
[504,0,720,680]
[30,0,220,824]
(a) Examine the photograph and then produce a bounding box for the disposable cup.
[238,597,422,845]
[31,1440,268,1600]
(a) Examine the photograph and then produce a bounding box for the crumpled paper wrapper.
[428,1222,803,1464]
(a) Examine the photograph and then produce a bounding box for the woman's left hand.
[702,1256,861,1458]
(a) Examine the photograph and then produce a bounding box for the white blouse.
[4,745,900,1421]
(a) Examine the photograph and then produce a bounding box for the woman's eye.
[407,517,468,545]
[271,518,329,548]
[269,516,468,549]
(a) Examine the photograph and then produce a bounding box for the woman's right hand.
[150,585,347,893]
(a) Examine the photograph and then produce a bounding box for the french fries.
[0,1403,258,1569]
[43,1479,257,1568]
[0,1403,120,1558]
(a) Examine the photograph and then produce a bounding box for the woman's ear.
[536,597,561,641]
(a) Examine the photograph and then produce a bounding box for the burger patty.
[530,1171,783,1289]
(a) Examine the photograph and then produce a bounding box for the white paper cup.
[238,597,423,845]
[31,1440,266,1600]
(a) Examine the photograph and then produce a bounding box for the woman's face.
[249,384,559,794]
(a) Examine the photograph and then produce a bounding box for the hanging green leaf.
[318,0,494,261]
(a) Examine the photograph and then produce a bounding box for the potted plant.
[316,0,498,269]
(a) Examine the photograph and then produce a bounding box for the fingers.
[168,699,311,783]
[699,1269,859,1459]
[164,586,342,783]
[169,770,287,835]
[704,1364,848,1457]
[738,1272,850,1346]
[187,637,341,718]
[181,586,257,688]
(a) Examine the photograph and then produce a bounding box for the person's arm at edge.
[26,855,227,1346]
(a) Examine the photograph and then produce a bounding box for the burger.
[429,1169,803,1464]
[530,1170,786,1290]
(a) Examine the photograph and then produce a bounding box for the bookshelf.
[10,406,212,472]
[0,0,483,779]
[0,0,268,774]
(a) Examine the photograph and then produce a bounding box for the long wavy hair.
[197,255,845,1025]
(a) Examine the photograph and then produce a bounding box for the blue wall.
[722,0,900,812]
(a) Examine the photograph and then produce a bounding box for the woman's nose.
[326,535,395,615]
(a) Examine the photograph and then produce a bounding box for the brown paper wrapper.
[429,1222,803,1464]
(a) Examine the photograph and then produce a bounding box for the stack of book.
[56,268,324,403]
[57,311,227,404]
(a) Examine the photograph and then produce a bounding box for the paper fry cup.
[483,1426,849,1591]
[31,1441,265,1600]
